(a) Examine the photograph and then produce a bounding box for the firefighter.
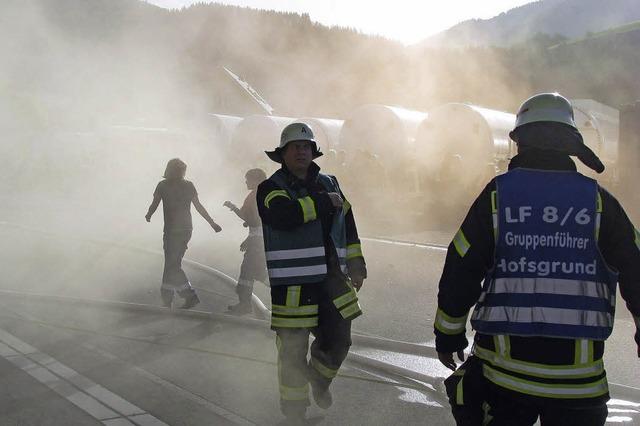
[434,93,640,425]
[257,122,367,423]
[224,168,268,315]
[145,158,222,308]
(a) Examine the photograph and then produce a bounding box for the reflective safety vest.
[471,169,619,341]
[262,170,349,287]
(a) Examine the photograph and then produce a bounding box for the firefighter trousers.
[271,272,361,414]
[482,388,608,426]
[444,356,609,426]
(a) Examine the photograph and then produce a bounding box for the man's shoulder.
[318,172,337,180]
[318,172,340,187]
[261,170,287,186]
[597,184,625,215]
[257,176,281,196]
[478,176,497,194]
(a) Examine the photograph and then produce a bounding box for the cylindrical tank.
[414,103,515,207]
[207,113,243,149]
[338,104,428,166]
[229,115,295,167]
[333,105,427,225]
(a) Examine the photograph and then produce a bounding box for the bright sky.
[145,0,534,44]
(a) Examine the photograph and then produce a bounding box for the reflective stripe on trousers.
[472,335,608,400]
[276,332,310,405]
[271,285,319,329]
[482,363,608,399]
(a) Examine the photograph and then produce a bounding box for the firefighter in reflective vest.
[257,122,366,423]
[434,93,640,425]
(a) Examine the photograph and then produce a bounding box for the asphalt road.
[1,193,640,425]
[0,223,453,425]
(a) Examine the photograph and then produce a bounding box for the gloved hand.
[347,257,367,291]
[438,350,465,371]
[350,273,364,291]
[211,222,222,233]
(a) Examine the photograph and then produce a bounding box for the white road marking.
[103,419,137,426]
[362,237,448,251]
[128,413,170,425]
[0,330,169,425]
[0,300,255,425]
[83,342,256,426]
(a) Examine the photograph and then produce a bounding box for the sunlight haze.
[145,0,534,44]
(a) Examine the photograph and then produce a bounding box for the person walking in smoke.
[145,158,222,309]
[223,168,269,315]
[434,93,640,425]
[257,123,367,424]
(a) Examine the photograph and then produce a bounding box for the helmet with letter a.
[265,122,323,163]
[509,92,604,173]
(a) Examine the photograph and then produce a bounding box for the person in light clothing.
[146,158,222,309]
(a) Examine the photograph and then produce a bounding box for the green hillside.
[551,19,640,47]
[426,0,640,48]
[2,0,639,135]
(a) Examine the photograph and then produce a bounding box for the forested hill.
[424,0,640,48]
[2,0,640,134]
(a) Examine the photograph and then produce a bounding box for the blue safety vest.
[471,168,618,340]
[262,170,348,287]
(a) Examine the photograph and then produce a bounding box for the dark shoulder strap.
[317,173,339,192]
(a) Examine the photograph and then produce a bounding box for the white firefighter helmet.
[265,122,322,163]
[513,92,577,130]
[510,93,604,173]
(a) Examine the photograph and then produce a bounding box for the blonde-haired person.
[224,168,269,315]
[146,158,222,308]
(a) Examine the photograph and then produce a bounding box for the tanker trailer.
[338,105,428,229]
[414,103,515,224]
[206,113,243,153]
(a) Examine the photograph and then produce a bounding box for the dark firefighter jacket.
[435,149,640,406]
[256,162,367,283]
